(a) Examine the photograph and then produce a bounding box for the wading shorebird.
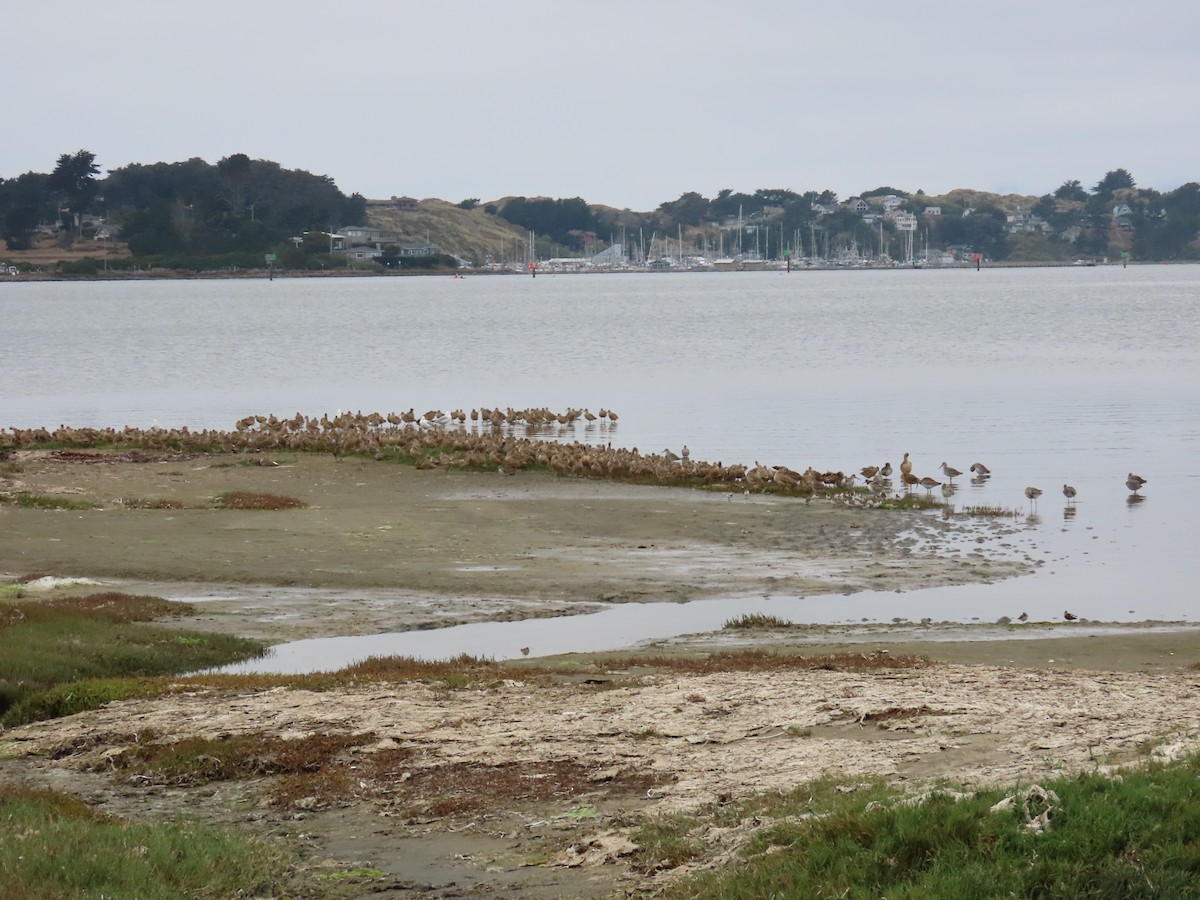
[900,452,913,478]
[940,462,963,482]
[1127,473,1147,494]
[970,462,990,475]
[880,461,893,478]
[1063,484,1077,505]
[919,476,942,494]
[1025,486,1043,508]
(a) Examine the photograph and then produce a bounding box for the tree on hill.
[658,191,710,227]
[48,149,101,236]
[0,173,56,250]
[104,157,365,259]
[937,205,1009,260]
[1054,179,1088,201]
[498,197,598,250]
[1093,169,1135,197]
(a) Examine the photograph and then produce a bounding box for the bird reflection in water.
[1063,505,1077,522]
[1127,493,1147,508]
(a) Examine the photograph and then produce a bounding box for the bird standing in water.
[1063,484,1077,505]
[1127,473,1147,494]
[1025,486,1043,509]
[900,453,913,478]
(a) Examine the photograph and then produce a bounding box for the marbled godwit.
[1062,484,1077,504]
[1126,473,1147,494]
[901,472,920,492]
[970,462,990,475]
[899,452,912,478]
[940,462,962,482]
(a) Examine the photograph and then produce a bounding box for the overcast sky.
[6,1,1197,210]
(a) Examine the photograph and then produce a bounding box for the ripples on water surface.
[3,267,1198,664]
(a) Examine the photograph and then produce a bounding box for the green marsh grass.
[0,492,100,510]
[723,612,792,630]
[665,756,1200,898]
[0,592,264,727]
[0,784,304,900]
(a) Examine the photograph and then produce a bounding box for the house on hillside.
[846,198,871,215]
[341,225,396,246]
[363,196,420,211]
[1004,208,1050,235]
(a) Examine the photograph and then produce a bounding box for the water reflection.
[1127,494,1147,508]
[1062,505,1078,523]
[970,474,991,490]
[1025,513,1043,527]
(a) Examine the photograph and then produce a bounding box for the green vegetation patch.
[960,505,1022,518]
[664,757,1200,899]
[0,592,264,727]
[0,783,300,900]
[723,612,793,630]
[0,492,100,510]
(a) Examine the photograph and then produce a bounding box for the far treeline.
[1,151,1198,272]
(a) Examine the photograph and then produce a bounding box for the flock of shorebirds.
[1,411,1148,513]
[874,451,1149,510]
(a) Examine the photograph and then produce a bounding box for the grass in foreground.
[0,492,100,510]
[660,756,1200,898]
[0,592,264,727]
[0,784,311,900]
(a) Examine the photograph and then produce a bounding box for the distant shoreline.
[2,259,1171,283]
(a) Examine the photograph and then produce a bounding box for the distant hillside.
[366,199,528,264]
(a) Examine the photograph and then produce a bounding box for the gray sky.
[7,1,1196,210]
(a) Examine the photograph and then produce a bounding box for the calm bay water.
[3,267,1198,668]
